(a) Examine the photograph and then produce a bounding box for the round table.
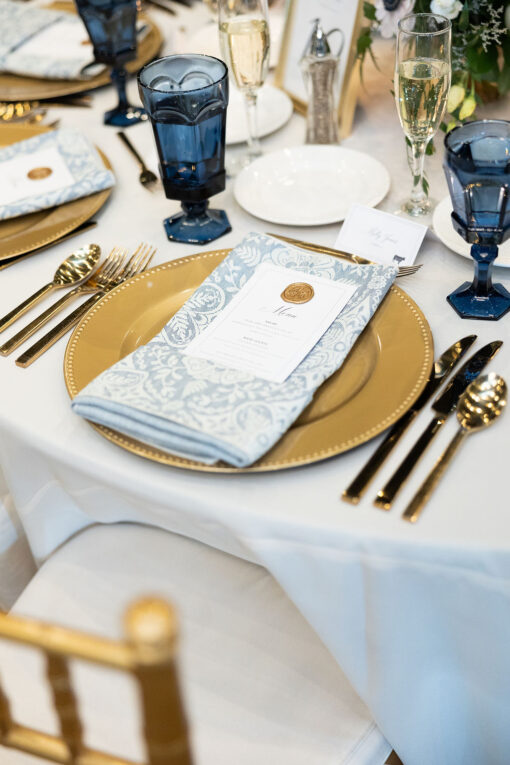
[0,11,509,765]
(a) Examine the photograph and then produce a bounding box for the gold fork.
[0,247,126,356]
[268,233,423,277]
[15,244,156,368]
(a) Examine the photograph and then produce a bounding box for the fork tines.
[121,243,157,280]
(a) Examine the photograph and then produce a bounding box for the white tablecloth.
[0,6,509,764]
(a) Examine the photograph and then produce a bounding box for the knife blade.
[342,334,477,504]
[0,221,98,271]
[373,339,503,510]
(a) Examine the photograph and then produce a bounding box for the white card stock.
[184,263,358,383]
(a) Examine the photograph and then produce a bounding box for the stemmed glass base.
[447,244,510,320]
[163,201,232,245]
[104,67,147,127]
[400,196,434,218]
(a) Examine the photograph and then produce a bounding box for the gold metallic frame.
[0,598,193,765]
[274,0,364,139]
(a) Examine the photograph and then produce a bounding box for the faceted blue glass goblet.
[75,0,146,127]
[443,119,510,320]
[138,55,231,245]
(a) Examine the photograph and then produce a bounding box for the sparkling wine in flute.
[219,17,270,93]
[396,57,449,143]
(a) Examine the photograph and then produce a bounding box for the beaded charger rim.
[64,250,434,473]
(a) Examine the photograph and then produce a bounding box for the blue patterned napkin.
[0,128,115,221]
[0,1,103,80]
[72,234,397,467]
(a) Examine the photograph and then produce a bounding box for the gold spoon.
[403,373,507,524]
[0,244,100,333]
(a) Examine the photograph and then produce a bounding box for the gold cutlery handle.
[342,408,418,504]
[374,416,446,510]
[15,293,104,368]
[268,232,371,265]
[117,131,147,170]
[0,283,54,333]
[402,429,468,523]
[0,285,89,356]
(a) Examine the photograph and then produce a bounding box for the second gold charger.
[65,249,434,473]
[0,124,113,260]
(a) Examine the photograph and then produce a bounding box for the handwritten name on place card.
[334,204,427,266]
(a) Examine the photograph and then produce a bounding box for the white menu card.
[183,263,358,383]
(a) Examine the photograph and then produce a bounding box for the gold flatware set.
[0,242,156,367]
[343,338,506,523]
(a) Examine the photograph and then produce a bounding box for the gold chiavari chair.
[0,598,193,765]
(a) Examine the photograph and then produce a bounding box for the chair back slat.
[0,598,193,765]
[46,652,84,760]
[125,600,193,765]
[0,677,12,737]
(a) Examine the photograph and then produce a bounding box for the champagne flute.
[219,0,270,171]
[395,13,451,217]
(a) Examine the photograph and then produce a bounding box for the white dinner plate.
[233,146,391,226]
[433,196,510,268]
[227,85,292,145]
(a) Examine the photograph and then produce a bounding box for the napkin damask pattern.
[0,1,102,80]
[73,234,397,467]
[0,129,115,221]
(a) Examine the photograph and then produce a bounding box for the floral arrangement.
[358,0,510,125]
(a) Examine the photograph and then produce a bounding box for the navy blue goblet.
[443,119,510,320]
[138,55,231,244]
[75,0,146,127]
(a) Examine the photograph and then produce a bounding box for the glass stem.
[111,67,129,111]
[470,243,497,296]
[244,91,262,160]
[408,139,428,207]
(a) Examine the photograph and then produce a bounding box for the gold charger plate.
[0,13,162,101]
[0,124,112,260]
[65,250,434,473]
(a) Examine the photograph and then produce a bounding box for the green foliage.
[363,1,377,21]
[357,0,510,122]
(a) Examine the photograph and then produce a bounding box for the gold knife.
[342,335,477,504]
[0,221,97,271]
[373,340,503,510]
[267,233,422,276]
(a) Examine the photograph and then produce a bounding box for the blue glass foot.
[104,104,147,127]
[447,282,510,320]
[164,201,231,244]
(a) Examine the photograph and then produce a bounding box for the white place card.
[334,204,427,266]
[183,263,358,383]
[0,146,75,207]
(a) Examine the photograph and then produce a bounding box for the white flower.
[430,0,462,20]
[375,0,415,39]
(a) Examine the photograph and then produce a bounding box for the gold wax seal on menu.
[281,282,314,304]
[27,167,53,181]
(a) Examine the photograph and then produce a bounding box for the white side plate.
[234,145,391,226]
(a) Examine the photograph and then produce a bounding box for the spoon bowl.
[53,244,101,287]
[457,373,507,432]
[0,243,101,333]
